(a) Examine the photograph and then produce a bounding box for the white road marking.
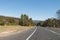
[44,28,60,35]
[49,30,60,35]
[26,27,37,40]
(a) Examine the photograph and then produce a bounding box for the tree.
[37,18,60,28]
[19,14,29,26]
[57,10,60,19]
[19,14,34,26]
[28,18,34,26]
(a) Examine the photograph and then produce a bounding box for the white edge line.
[26,27,37,40]
[49,30,60,35]
[44,28,60,35]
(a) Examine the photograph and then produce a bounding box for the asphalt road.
[0,27,60,40]
[29,27,60,40]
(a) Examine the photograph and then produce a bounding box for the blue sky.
[0,0,60,20]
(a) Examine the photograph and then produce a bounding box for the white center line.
[26,27,37,40]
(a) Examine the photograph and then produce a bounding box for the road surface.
[0,27,60,40]
[29,27,60,40]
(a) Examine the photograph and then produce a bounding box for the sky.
[0,0,60,20]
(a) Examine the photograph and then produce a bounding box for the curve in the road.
[26,27,37,40]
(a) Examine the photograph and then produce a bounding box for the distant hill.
[33,20,40,25]
[0,15,19,19]
[0,15,20,25]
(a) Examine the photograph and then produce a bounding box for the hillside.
[0,15,19,25]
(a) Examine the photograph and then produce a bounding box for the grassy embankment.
[0,25,33,33]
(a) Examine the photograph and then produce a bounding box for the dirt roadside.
[0,26,34,37]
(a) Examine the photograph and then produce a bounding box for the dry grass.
[0,25,33,33]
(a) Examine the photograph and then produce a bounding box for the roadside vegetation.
[37,10,60,28]
[0,14,34,33]
[0,14,34,26]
